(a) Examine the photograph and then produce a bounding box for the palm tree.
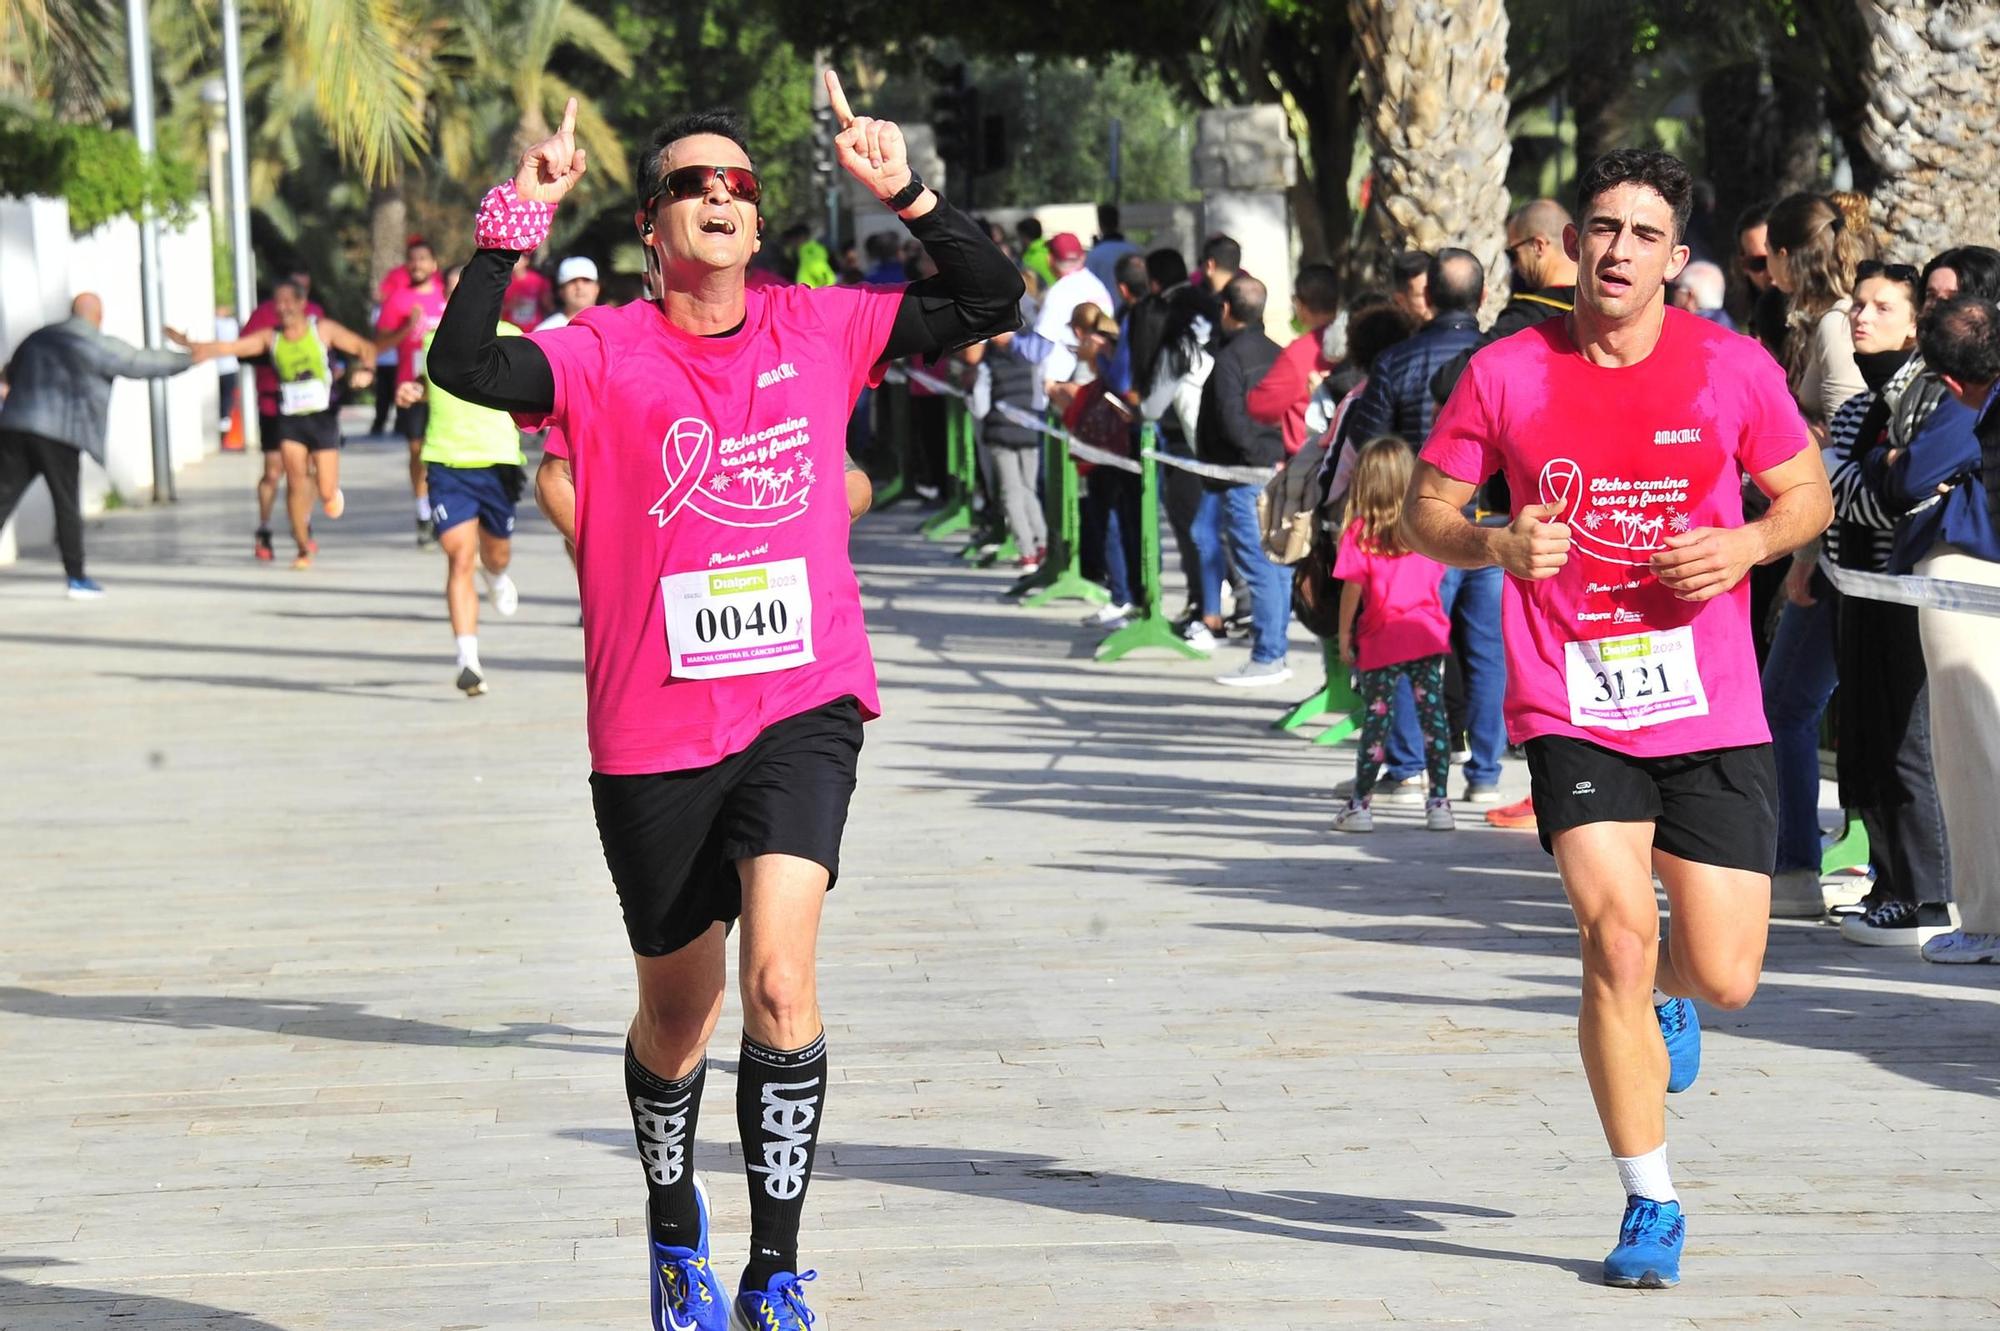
[1855,1,2000,262]
[1,0,119,119]
[1347,0,1513,306]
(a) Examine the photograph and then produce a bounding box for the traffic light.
[930,63,971,167]
[979,112,1008,175]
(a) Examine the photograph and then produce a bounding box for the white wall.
[0,198,218,567]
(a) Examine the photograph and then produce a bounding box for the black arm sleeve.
[880,196,1025,363]
[428,245,556,414]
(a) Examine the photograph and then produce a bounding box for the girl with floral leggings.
[1333,437,1455,832]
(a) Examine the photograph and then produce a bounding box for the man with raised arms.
[429,78,1021,1330]
[1405,149,1831,1288]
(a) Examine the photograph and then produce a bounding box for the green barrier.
[920,396,977,541]
[1098,425,1205,661]
[1008,417,1107,607]
[870,379,915,510]
[1822,813,1869,875]
[1273,638,1365,745]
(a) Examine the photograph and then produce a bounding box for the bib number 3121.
[1563,626,1709,731]
[660,558,814,680]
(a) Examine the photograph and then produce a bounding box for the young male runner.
[1406,149,1830,1288]
[397,264,524,696]
[430,80,1021,1329]
[378,238,448,545]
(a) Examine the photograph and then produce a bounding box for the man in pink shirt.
[377,238,447,544]
[1245,261,1339,454]
[1408,149,1830,1290]
[429,83,1021,1330]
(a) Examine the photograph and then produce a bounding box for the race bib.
[661,558,814,680]
[1563,627,1710,731]
[279,378,331,416]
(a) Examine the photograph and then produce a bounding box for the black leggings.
[1354,653,1451,801]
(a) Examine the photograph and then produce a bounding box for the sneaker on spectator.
[1215,658,1291,687]
[1840,899,1953,948]
[1769,867,1827,919]
[1181,621,1217,653]
[1485,795,1536,829]
[1083,602,1136,628]
[1463,784,1502,805]
[1333,775,1422,805]
[1425,798,1455,832]
[1823,871,1873,913]
[1332,800,1373,833]
[1221,609,1252,638]
[1920,929,2000,964]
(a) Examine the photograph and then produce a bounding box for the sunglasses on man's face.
[1740,254,1768,274]
[1856,260,1920,284]
[648,164,763,212]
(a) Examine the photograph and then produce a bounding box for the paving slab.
[1,436,1997,1329]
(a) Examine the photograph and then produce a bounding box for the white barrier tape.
[902,364,968,399]
[1141,448,1276,488]
[1818,556,2000,618]
[881,365,907,385]
[991,401,1142,475]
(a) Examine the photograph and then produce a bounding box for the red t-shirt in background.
[1420,308,1810,756]
[1333,523,1451,671]
[528,281,907,774]
[503,269,553,332]
[1246,327,1333,455]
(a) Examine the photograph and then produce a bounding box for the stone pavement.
[1,437,1997,1331]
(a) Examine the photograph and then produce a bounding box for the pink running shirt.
[379,279,448,386]
[1421,308,1810,757]
[529,281,906,774]
[1332,523,1451,671]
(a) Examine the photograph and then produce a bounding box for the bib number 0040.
[1562,626,1709,731]
[661,558,814,680]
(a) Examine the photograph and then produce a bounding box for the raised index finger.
[824,69,855,127]
[559,97,578,141]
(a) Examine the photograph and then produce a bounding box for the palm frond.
[271,0,428,185]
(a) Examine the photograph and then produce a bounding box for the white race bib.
[1563,627,1710,731]
[279,378,331,416]
[661,558,814,680]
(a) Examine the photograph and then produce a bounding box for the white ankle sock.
[1614,1145,1677,1203]
[417,495,433,522]
[1652,988,1670,1008]
[455,634,480,670]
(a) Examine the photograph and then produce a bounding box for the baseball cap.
[557,256,599,285]
[1048,232,1085,262]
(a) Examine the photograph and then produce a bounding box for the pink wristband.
[475,179,555,252]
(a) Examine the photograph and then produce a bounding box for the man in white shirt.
[1015,232,1112,409]
[534,256,601,333]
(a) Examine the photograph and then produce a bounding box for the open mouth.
[700,215,738,236]
[1598,269,1633,295]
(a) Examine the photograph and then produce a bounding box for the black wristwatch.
[882,172,927,213]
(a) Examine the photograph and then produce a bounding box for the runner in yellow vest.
[396,265,526,695]
[172,280,376,568]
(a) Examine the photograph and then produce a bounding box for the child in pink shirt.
[1333,437,1455,832]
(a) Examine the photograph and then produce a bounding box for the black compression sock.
[626,1043,705,1249]
[738,1031,828,1289]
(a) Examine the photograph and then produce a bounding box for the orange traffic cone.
[223,394,246,452]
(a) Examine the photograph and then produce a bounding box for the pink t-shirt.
[1332,522,1451,671]
[529,282,907,774]
[379,279,447,385]
[504,269,553,331]
[1421,308,1810,757]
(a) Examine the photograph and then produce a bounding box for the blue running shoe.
[731,1269,819,1330]
[1657,997,1700,1093]
[649,1176,728,1331]
[1603,1195,1685,1288]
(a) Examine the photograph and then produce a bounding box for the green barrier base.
[1822,814,1870,876]
[1275,640,1365,745]
[920,501,974,541]
[960,534,1018,565]
[1097,609,1205,662]
[1021,567,1108,608]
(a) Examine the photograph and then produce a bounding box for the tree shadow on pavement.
[0,1259,292,1329]
[552,1130,1599,1283]
[0,986,621,1054]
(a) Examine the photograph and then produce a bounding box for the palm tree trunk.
[369,185,407,292]
[1857,1,2000,262]
[1348,0,1513,316]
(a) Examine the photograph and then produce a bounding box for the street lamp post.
[124,0,174,502]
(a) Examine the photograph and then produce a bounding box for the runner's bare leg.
[1652,852,1768,1009]
[631,922,728,1079]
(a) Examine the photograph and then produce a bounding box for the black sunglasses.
[645,164,763,213]
[1740,254,1768,274]
[1856,260,1920,284]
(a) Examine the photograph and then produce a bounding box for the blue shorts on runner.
[426,462,522,538]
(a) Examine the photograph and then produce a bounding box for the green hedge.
[0,110,198,234]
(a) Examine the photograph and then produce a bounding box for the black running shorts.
[1524,736,1778,875]
[589,697,864,957]
[396,401,431,443]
